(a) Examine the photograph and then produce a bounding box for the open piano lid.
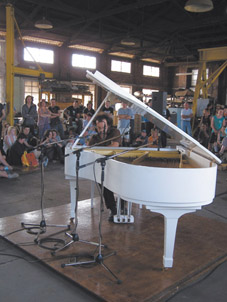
[86,70,221,165]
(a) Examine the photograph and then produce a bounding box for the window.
[143,65,160,77]
[24,80,39,105]
[72,54,96,69]
[191,68,209,87]
[24,47,54,64]
[111,60,131,73]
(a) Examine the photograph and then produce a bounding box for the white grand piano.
[65,70,221,268]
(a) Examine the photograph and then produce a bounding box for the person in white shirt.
[181,102,193,136]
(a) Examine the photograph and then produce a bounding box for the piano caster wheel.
[70,217,74,223]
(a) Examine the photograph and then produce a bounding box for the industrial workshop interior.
[0,0,227,301]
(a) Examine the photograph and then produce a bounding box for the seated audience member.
[132,130,148,147]
[65,126,77,139]
[7,133,27,166]
[148,128,159,147]
[76,128,97,146]
[198,123,210,148]
[199,108,211,132]
[21,126,39,148]
[3,126,17,155]
[83,112,95,131]
[0,150,18,178]
[117,102,133,146]
[51,129,64,163]
[40,130,64,163]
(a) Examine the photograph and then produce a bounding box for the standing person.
[64,99,83,134]
[198,123,210,148]
[48,98,64,139]
[88,113,121,222]
[145,99,154,135]
[199,108,211,132]
[117,102,133,146]
[0,102,6,141]
[224,105,227,127]
[210,108,225,153]
[102,100,114,117]
[181,102,193,136]
[21,95,38,136]
[160,107,171,148]
[38,100,51,139]
[83,101,95,118]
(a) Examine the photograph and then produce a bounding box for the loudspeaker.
[152,92,167,116]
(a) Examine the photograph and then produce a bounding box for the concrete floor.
[0,163,227,302]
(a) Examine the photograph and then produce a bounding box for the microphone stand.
[21,143,70,245]
[60,153,121,284]
[58,142,152,282]
[52,147,104,256]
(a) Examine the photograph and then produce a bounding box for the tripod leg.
[51,239,74,255]
[62,259,96,268]
[100,262,122,284]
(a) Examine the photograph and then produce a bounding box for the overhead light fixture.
[35,17,53,29]
[184,0,214,13]
[120,37,136,46]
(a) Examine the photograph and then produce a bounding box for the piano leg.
[147,207,197,268]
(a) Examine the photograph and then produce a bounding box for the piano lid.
[86,70,221,165]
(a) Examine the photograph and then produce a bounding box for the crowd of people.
[1,95,227,222]
[0,95,227,181]
[182,102,227,160]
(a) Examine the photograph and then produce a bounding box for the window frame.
[24,47,54,64]
[72,53,96,69]
[111,59,131,74]
[143,65,160,78]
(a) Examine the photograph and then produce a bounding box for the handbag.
[21,151,39,167]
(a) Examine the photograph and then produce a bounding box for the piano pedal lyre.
[114,195,134,224]
[114,214,134,224]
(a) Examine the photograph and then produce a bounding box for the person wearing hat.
[132,129,148,147]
